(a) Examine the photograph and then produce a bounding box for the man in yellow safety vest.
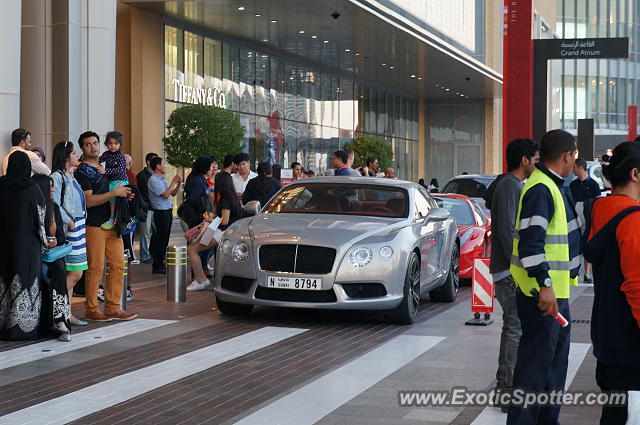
[507,129,580,424]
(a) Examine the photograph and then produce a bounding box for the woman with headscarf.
[32,174,72,342]
[243,162,281,207]
[0,152,47,340]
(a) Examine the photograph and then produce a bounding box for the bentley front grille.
[259,244,336,274]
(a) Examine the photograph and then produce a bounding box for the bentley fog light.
[232,241,250,262]
[350,247,373,268]
[379,246,394,258]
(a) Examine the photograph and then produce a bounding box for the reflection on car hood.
[247,213,402,246]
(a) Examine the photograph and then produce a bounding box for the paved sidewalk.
[0,223,603,425]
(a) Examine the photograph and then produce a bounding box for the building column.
[418,97,426,180]
[115,3,163,171]
[80,0,117,143]
[0,0,22,162]
[20,0,116,160]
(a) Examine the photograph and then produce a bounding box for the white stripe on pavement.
[470,342,592,425]
[0,319,175,371]
[0,326,308,425]
[565,343,591,388]
[233,334,445,425]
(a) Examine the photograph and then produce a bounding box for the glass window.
[238,49,255,114]
[331,76,340,129]
[165,26,183,101]
[414,188,432,220]
[264,183,409,218]
[433,196,475,225]
[184,32,203,88]
[222,44,240,111]
[395,97,405,139]
[204,38,222,79]
[164,26,418,184]
[472,200,487,226]
[377,91,389,135]
[309,71,321,125]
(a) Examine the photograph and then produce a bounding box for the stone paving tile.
[0,256,604,425]
[71,296,469,425]
[403,407,463,422]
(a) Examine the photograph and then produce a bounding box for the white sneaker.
[187,279,211,292]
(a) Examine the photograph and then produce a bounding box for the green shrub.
[345,136,393,169]
[162,105,245,167]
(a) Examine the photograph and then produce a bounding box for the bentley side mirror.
[425,207,449,223]
[243,200,261,216]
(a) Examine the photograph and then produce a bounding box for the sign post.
[533,37,629,143]
[502,0,533,172]
[628,106,638,142]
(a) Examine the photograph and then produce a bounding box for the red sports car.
[433,194,491,281]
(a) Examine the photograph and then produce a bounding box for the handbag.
[185,221,206,244]
[42,243,72,263]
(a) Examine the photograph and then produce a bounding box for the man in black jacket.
[484,138,539,411]
[136,152,158,263]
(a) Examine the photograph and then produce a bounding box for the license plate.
[267,276,322,290]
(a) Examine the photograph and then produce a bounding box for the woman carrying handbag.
[32,174,73,342]
[51,141,89,327]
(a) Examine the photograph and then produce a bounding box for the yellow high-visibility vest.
[510,168,578,299]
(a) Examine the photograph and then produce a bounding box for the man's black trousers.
[596,361,640,424]
[507,291,571,425]
[151,209,172,271]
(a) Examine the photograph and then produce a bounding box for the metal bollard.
[166,245,188,302]
[105,251,129,311]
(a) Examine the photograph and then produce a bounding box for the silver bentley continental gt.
[213,177,460,324]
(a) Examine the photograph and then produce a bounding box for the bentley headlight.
[232,241,250,262]
[350,247,373,268]
[379,246,394,258]
[221,238,232,253]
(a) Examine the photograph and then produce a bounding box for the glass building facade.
[164,25,419,179]
[553,0,640,134]
[425,101,485,184]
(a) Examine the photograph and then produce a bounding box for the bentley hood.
[245,213,402,246]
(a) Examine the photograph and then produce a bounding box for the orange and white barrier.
[465,256,494,326]
[472,258,494,313]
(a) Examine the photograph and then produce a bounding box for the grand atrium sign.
[532,37,629,142]
[171,79,226,108]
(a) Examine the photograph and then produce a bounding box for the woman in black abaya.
[0,152,47,340]
[32,174,72,341]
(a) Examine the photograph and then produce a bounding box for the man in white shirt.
[2,128,51,176]
[232,153,257,199]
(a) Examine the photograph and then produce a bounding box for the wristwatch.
[539,277,553,288]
